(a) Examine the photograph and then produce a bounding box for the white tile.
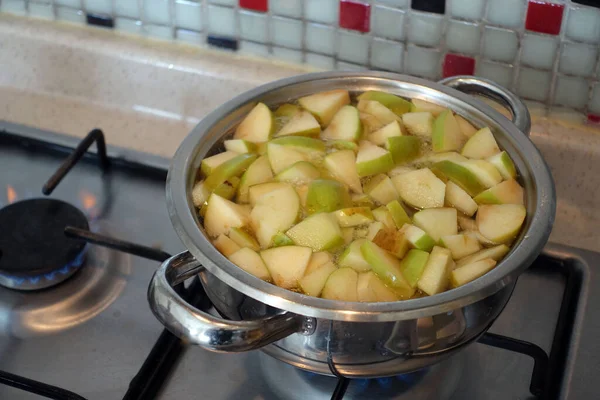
[554,76,589,109]
[449,0,486,20]
[375,0,408,8]
[372,5,405,41]
[56,0,81,7]
[589,84,600,114]
[337,61,368,71]
[408,12,443,47]
[517,68,551,102]
[520,34,557,70]
[476,61,513,88]
[29,2,54,19]
[57,7,86,23]
[337,30,370,65]
[176,29,204,45]
[482,27,518,63]
[305,0,338,25]
[271,0,303,18]
[239,40,270,57]
[305,53,335,69]
[406,45,441,79]
[144,0,170,25]
[487,0,526,29]
[207,5,235,37]
[1,1,26,15]
[84,0,112,14]
[566,6,600,43]
[115,17,143,34]
[272,47,303,64]
[446,20,480,55]
[175,1,202,31]
[144,24,172,40]
[272,16,303,49]
[559,42,597,77]
[208,0,235,5]
[239,11,268,43]
[305,23,336,55]
[370,38,403,72]
[115,0,140,18]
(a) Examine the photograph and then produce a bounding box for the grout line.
[548,4,570,110]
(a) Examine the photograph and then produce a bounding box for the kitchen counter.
[0,14,598,252]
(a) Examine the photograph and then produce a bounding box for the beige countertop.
[1,15,599,253]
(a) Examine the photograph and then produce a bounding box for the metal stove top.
[0,121,598,400]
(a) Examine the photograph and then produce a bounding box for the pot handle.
[438,76,531,136]
[148,251,304,352]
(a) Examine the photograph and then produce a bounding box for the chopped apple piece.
[274,103,301,118]
[250,185,300,248]
[321,105,362,141]
[213,234,241,257]
[300,261,337,297]
[488,151,517,180]
[422,151,468,165]
[321,268,358,301]
[306,179,352,214]
[400,249,430,288]
[357,91,411,115]
[339,239,372,272]
[228,227,260,251]
[456,244,510,267]
[356,140,394,177]
[458,215,477,231]
[248,182,289,206]
[461,127,501,159]
[364,174,399,205]
[372,206,395,229]
[266,143,306,174]
[476,204,526,243]
[386,136,421,165]
[418,246,454,295]
[399,224,436,252]
[260,246,312,289]
[237,155,273,203]
[465,230,498,247]
[445,181,478,216]
[299,89,351,126]
[432,110,466,153]
[270,136,326,155]
[201,151,240,176]
[451,258,497,287]
[474,179,524,205]
[402,112,434,137]
[275,161,320,184]
[329,140,358,152]
[391,168,446,209]
[305,251,333,274]
[286,212,344,251]
[455,115,478,137]
[411,99,446,116]
[276,111,321,138]
[358,100,401,124]
[351,193,374,208]
[368,121,403,146]
[433,160,502,197]
[387,165,417,177]
[366,221,386,240]
[234,103,275,142]
[386,200,411,229]
[203,153,257,198]
[413,208,458,242]
[334,207,374,227]
[204,194,250,237]
[267,137,325,174]
[372,227,410,258]
[360,111,385,134]
[224,139,257,154]
[324,150,362,194]
[357,271,400,302]
[341,227,355,244]
[272,232,294,247]
[440,234,481,260]
[228,247,271,280]
[360,241,415,298]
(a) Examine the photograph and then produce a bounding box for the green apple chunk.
[250,185,300,248]
[386,200,411,229]
[276,111,321,138]
[451,258,497,287]
[488,151,517,180]
[272,232,294,247]
[364,174,399,205]
[366,221,385,241]
[432,110,467,153]
[356,141,395,177]
[357,91,411,116]
[268,137,325,174]
[372,206,395,229]
[305,251,333,274]
[335,207,374,227]
[440,234,481,260]
[237,155,273,203]
[204,194,251,237]
[418,246,454,296]
[387,165,417,177]
[321,268,358,301]
[201,151,240,176]
[299,261,337,297]
[400,249,430,288]
[455,115,478,138]
[360,112,385,134]
[324,150,363,194]
[266,143,307,174]
[228,227,260,251]
[360,241,415,298]
[358,100,401,125]
[445,181,478,217]
[386,136,421,165]
[461,127,501,159]
[321,105,362,141]
[476,204,526,243]
[391,168,446,209]
[433,160,502,197]
[328,140,358,152]
[306,179,352,214]
[474,179,524,205]
[402,112,434,137]
[456,244,510,267]
[286,212,344,251]
[372,227,410,258]
[248,182,289,206]
[274,103,301,118]
[399,224,436,252]
[203,153,258,199]
[352,193,374,208]
[368,121,403,146]
[275,161,320,184]
[410,99,446,116]
[228,247,271,281]
[224,139,257,154]
[234,102,275,142]
[413,208,458,242]
[298,89,351,126]
[339,239,371,272]
[213,234,241,257]
[357,271,400,302]
[260,246,312,289]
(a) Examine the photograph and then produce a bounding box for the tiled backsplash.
[3,0,600,120]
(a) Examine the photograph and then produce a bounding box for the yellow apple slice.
[488,151,517,180]
[357,271,400,302]
[413,208,458,242]
[286,212,344,251]
[451,258,497,287]
[275,161,320,184]
[372,227,410,258]
[339,239,372,272]
[368,120,404,146]
[410,99,446,116]
[299,260,337,297]
[227,227,260,251]
[334,207,374,227]
[275,110,321,137]
[364,174,399,205]
[201,151,240,176]
[213,234,241,257]
[455,115,478,137]
[250,185,300,248]
[224,139,257,154]
[357,91,412,115]
[456,244,510,267]
[260,246,312,289]
[234,102,275,142]
[476,204,526,243]
[228,247,271,280]
[321,105,362,141]
[360,241,415,298]
[237,155,273,204]
[432,110,467,153]
[418,246,454,295]
[402,112,434,137]
[440,234,481,260]
[248,182,289,206]
[321,268,358,301]
[473,179,524,205]
[204,194,250,237]
[445,181,478,216]
[461,127,501,159]
[358,100,401,124]
[324,150,363,193]
[298,89,351,126]
[391,168,446,209]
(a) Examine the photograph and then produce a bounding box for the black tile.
[207,35,239,51]
[411,0,445,14]
[573,0,600,9]
[86,13,114,28]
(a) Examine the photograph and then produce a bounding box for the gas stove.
[0,121,599,400]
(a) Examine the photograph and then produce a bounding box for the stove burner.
[0,198,89,290]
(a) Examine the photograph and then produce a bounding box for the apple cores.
[432,110,466,153]
[286,212,344,251]
[445,181,478,216]
[440,234,481,260]
[418,246,454,295]
[321,268,358,301]
[474,179,524,205]
[386,136,421,165]
[234,103,275,142]
[391,168,446,209]
[451,258,497,287]
[402,112,434,137]
[356,140,394,177]
[321,105,362,141]
[360,241,415,298]
[228,247,271,280]
[476,204,526,243]
[204,194,251,237]
[260,246,312,289]
[413,208,458,242]
[298,89,351,126]
[306,179,352,214]
[324,150,363,193]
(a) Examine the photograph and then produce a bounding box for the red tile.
[587,114,600,124]
[339,0,371,33]
[442,53,476,78]
[239,0,268,12]
[525,1,564,35]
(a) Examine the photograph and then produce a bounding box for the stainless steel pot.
[148,72,555,377]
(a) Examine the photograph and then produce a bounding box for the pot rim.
[167,71,556,322]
